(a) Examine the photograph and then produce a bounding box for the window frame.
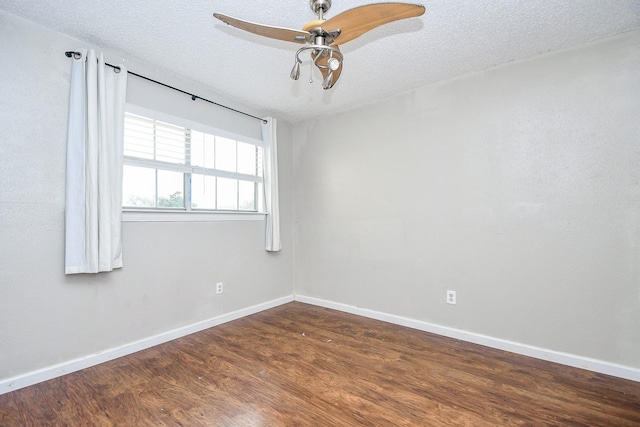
[122,104,265,223]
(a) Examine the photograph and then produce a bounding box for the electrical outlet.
[216,282,224,295]
[446,290,456,305]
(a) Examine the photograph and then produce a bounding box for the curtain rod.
[65,51,267,124]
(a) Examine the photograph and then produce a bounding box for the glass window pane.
[154,121,187,164]
[124,116,154,160]
[256,146,264,178]
[155,135,186,164]
[157,170,184,208]
[191,174,216,209]
[238,181,256,211]
[190,130,204,167]
[256,183,264,212]
[217,177,238,210]
[122,165,155,207]
[215,137,237,172]
[237,142,257,176]
[191,131,215,168]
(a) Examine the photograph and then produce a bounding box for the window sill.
[122,210,266,222]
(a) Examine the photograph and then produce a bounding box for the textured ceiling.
[2,1,639,122]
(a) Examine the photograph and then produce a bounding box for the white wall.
[293,30,640,369]
[0,11,294,380]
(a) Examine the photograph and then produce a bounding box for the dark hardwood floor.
[1,302,639,426]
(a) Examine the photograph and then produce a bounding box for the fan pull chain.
[309,60,313,84]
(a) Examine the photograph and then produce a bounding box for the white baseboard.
[0,295,294,395]
[4,293,637,396]
[294,294,640,383]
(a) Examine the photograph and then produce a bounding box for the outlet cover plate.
[446,290,456,305]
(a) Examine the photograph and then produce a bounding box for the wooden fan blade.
[312,45,343,89]
[214,13,309,44]
[322,3,425,45]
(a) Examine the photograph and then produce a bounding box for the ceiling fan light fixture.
[290,57,302,80]
[322,72,334,90]
[291,44,343,88]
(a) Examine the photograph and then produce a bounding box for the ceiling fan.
[213,0,425,89]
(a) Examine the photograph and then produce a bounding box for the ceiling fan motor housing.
[310,0,331,17]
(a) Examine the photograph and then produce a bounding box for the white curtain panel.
[65,49,127,274]
[261,117,282,252]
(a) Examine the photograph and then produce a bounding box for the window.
[122,108,263,214]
